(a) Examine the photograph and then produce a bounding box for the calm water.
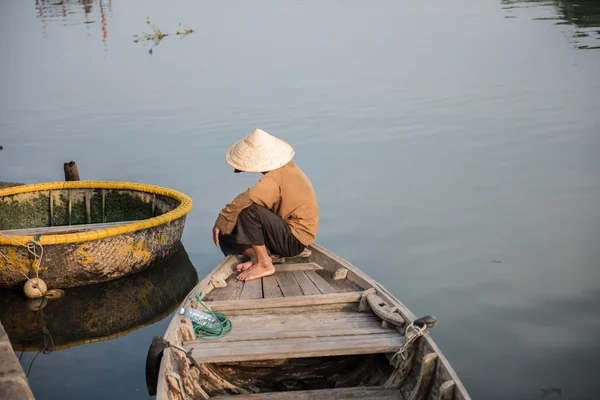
[1,0,599,399]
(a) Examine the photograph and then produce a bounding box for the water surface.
[1,0,599,399]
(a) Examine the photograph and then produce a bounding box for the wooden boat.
[148,243,471,400]
[0,242,198,352]
[0,181,192,289]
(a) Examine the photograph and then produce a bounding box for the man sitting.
[212,128,319,281]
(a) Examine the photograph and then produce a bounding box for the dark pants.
[218,203,305,258]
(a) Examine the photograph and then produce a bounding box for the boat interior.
[154,246,465,399]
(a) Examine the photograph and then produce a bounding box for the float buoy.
[24,278,47,299]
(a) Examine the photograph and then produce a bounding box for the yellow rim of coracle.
[0,181,193,246]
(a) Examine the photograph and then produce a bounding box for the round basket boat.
[0,181,193,289]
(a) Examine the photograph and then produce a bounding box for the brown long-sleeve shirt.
[214,161,319,246]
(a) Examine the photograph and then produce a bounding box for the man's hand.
[212,225,220,246]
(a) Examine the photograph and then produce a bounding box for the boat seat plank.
[273,262,322,272]
[210,386,402,399]
[292,271,321,296]
[262,275,283,298]
[275,272,303,297]
[185,333,404,364]
[0,221,130,236]
[305,270,337,294]
[203,292,363,312]
[184,311,394,344]
[240,279,263,300]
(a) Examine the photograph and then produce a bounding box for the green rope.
[191,293,232,341]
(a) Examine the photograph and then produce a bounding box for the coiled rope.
[192,293,232,340]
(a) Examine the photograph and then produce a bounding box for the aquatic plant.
[133,17,194,54]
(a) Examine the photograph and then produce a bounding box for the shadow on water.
[502,0,600,49]
[0,242,198,372]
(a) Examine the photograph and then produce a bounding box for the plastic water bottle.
[179,307,219,329]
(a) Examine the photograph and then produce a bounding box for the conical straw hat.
[226,129,295,172]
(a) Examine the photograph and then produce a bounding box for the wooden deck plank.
[186,333,404,364]
[190,325,394,343]
[240,279,263,300]
[273,262,322,272]
[203,292,363,312]
[211,386,402,399]
[305,270,337,294]
[293,271,321,296]
[218,302,359,316]
[185,311,392,344]
[275,272,303,297]
[262,275,283,298]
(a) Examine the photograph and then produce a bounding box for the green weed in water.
[133,17,194,54]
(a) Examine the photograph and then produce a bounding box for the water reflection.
[0,242,198,373]
[502,0,600,49]
[35,0,112,46]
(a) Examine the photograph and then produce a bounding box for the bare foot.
[236,260,254,272]
[236,262,275,281]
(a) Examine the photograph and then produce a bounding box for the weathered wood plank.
[211,386,402,399]
[293,271,321,296]
[273,262,322,272]
[436,381,456,400]
[305,270,337,294]
[203,291,363,312]
[49,190,53,226]
[85,189,91,224]
[262,275,283,298]
[0,221,130,236]
[205,276,244,301]
[220,302,359,316]
[191,326,394,343]
[101,189,106,222]
[400,353,438,400]
[275,272,303,297]
[68,189,72,225]
[185,311,393,344]
[186,333,404,364]
[240,278,263,300]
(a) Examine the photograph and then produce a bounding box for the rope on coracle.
[0,231,43,280]
[0,231,63,298]
[192,293,232,340]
